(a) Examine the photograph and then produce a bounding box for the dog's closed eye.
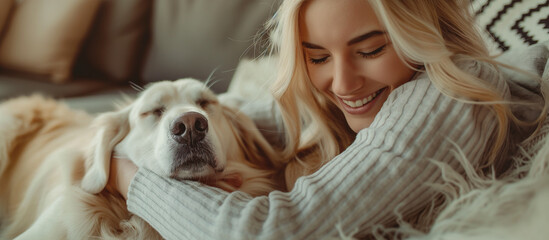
[141,106,165,118]
[196,99,220,109]
[196,99,210,108]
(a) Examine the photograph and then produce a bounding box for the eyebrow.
[347,30,385,45]
[302,30,386,49]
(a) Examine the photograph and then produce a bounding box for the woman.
[109,0,547,239]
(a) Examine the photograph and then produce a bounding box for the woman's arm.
[122,62,506,239]
[109,157,137,200]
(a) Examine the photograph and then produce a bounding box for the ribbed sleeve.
[127,60,507,239]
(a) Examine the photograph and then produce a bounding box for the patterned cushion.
[473,0,549,54]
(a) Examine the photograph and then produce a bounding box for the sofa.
[1,0,547,115]
[0,0,281,113]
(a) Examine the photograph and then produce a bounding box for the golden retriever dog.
[0,78,283,240]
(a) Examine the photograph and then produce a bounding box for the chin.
[347,118,374,133]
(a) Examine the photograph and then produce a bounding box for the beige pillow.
[0,0,101,83]
[0,0,14,36]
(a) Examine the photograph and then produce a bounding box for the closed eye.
[358,45,386,59]
[308,55,329,65]
[141,106,165,118]
[197,99,217,108]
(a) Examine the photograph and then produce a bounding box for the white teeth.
[342,89,381,108]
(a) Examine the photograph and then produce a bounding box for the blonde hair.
[267,0,544,189]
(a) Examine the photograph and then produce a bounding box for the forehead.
[137,80,214,106]
[299,0,381,43]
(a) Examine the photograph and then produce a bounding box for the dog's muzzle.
[169,112,218,177]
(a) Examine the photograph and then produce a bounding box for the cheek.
[370,50,414,87]
[203,118,229,169]
[306,63,331,92]
[119,120,169,170]
[116,130,149,165]
[209,118,231,153]
[154,119,175,170]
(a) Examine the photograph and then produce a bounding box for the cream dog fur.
[0,78,283,239]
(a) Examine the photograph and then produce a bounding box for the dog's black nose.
[170,112,208,144]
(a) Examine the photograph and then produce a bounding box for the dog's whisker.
[129,81,145,92]
[204,67,220,90]
[205,77,224,91]
[131,82,144,92]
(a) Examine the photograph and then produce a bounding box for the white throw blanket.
[394,117,549,240]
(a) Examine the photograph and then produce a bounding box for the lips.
[341,88,386,108]
[338,87,387,114]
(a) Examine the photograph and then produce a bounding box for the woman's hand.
[108,157,138,199]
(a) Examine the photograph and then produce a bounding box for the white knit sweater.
[126,43,548,240]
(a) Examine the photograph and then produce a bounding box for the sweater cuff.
[127,168,153,214]
[125,168,222,239]
[126,168,179,239]
[126,168,161,218]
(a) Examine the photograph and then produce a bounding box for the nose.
[170,112,208,144]
[332,57,362,95]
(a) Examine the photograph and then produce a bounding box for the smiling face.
[299,0,416,132]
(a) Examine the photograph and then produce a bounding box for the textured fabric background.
[472,0,549,54]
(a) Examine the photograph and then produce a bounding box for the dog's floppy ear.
[81,106,131,194]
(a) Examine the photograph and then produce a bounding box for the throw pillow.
[473,0,549,54]
[0,0,101,83]
[0,0,13,37]
[77,0,152,82]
